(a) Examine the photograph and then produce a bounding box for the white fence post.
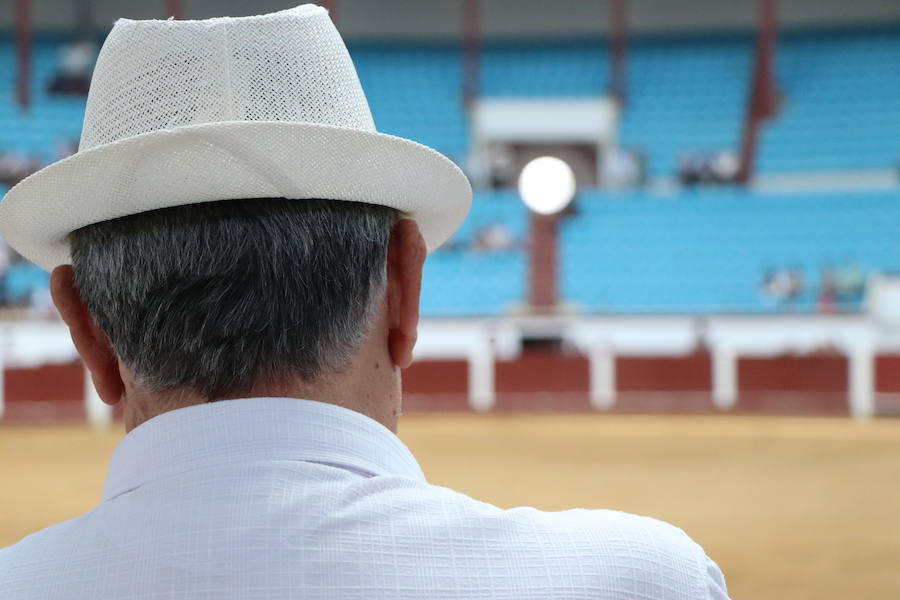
[589,345,615,410]
[712,345,738,410]
[468,327,495,412]
[847,343,875,419]
[84,364,112,430]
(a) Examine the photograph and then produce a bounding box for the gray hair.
[69,198,400,400]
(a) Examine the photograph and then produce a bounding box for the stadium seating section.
[359,27,900,175]
[560,188,895,314]
[431,187,899,315]
[1,27,898,315]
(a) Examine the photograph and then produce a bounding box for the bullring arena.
[2,315,900,599]
[4,0,900,598]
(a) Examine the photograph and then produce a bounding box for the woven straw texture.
[0,5,471,270]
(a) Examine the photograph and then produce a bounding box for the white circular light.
[517,156,576,215]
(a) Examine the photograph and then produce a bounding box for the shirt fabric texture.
[1,397,729,599]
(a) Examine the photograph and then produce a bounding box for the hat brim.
[0,121,472,270]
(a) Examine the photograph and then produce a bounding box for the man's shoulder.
[443,492,705,561]
[415,479,692,542]
[368,477,707,554]
[0,510,101,585]
[406,482,728,599]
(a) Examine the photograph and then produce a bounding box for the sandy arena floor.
[1,413,898,599]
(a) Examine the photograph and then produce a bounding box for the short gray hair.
[69,198,400,400]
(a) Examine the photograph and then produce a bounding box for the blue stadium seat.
[4,29,900,172]
[559,188,900,313]
[2,31,900,316]
[758,28,900,172]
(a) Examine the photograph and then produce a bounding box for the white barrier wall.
[2,314,897,425]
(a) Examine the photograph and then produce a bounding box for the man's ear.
[386,218,426,369]
[50,265,124,406]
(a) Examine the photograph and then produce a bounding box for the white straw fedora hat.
[0,4,472,270]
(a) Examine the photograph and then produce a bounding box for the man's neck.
[120,368,403,434]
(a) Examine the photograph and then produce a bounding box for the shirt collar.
[102,397,426,502]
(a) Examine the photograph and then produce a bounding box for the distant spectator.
[760,266,804,310]
[48,41,98,96]
[601,147,646,188]
[488,144,515,189]
[710,151,740,183]
[786,267,805,302]
[679,152,718,185]
[0,152,42,186]
[0,152,27,185]
[834,262,866,305]
[679,151,739,186]
[817,267,839,314]
[760,268,790,306]
[678,153,704,185]
[472,223,515,251]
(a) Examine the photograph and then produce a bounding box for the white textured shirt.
[1,398,729,599]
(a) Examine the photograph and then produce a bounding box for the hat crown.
[80,4,375,151]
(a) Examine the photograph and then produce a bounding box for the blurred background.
[1,1,899,599]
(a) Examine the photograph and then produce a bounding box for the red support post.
[462,0,481,111]
[321,0,338,25]
[529,214,560,311]
[757,0,778,120]
[737,0,778,184]
[609,0,628,107]
[164,0,184,20]
[14,0,31,111]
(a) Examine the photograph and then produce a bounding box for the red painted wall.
[613,351,714,412]
[402,359,468,411]
[738,353,847,391]
[736,353,848,413]
[1,351,884,419]
[5,361,83,403]
[617,351,712,391]
[495,350,589,411]
[3,361,84,421]
[875,355,900,392]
